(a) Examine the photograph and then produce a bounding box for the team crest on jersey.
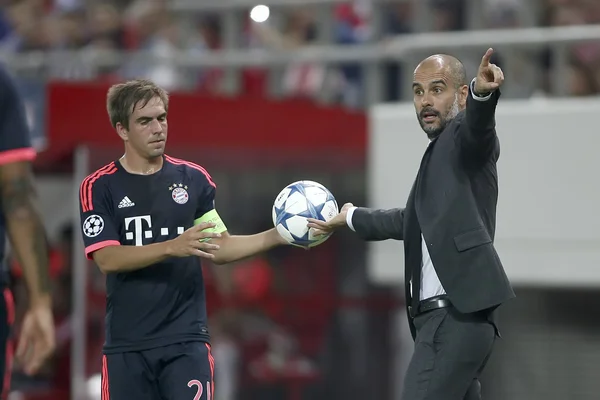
[82,215,104,237]
[169,183,189,205]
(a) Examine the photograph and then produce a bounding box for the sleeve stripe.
[80,162,117,212]
[164,155,216,188]
[0,147,36,166]
[85,240,120,260]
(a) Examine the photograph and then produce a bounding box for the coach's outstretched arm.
[457,48,503,159]
[307,203,404,241]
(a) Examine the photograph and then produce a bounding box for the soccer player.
[79,79,288,400]
[0,66,55,394]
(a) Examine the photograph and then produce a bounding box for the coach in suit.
[308,48,515,400]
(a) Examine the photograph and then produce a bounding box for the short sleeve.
[79,176,120,260]
[194,169,217,219]
[0,68,36,165]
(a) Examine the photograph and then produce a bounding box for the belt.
[408,295,452,318]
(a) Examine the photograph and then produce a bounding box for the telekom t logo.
[124,215,184,246]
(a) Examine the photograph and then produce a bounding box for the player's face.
[124,96,168,159]
[412,63,467,140]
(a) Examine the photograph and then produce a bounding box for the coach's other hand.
[307,203,354,236]
[474,48,504,95]
[168,223,221,259]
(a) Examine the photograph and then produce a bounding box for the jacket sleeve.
[350,207,404,241]
[456,78,501,161]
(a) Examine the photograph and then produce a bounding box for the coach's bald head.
[412,54,469,140]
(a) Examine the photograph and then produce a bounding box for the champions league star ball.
[272,180,339,248]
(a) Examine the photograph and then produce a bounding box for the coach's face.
[413,60,466,140]
[122,96,168,158]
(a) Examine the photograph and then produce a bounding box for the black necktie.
[407,142,434,312]
[403,188,422,313]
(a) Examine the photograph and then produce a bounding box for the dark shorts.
[102,341,215,400]
[0,288,14,400]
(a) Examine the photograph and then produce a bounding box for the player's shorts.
[101,341,215,400]
[0,288,15,400]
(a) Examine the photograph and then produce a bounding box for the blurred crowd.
[0,0,599,108]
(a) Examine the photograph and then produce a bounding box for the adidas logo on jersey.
[118,196,135,208]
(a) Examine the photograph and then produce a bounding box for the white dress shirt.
[346,78,493,301]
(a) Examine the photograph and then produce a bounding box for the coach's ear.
[115,122,128,141]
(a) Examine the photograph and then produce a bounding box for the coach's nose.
[420,93,433,108]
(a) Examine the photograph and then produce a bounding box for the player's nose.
[149,119,163,134]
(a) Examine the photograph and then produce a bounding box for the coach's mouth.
[421,112,439,123]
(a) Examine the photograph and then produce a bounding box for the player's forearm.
[210,229,283,265]
[92,242,173,273]
[3,192,51,305]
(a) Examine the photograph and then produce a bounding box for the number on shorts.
[188,380,203,400]
[187,380,212,400]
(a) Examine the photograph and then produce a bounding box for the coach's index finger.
[480,48,494,67]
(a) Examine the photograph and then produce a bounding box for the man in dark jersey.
[0,67,55,397]
[79,79,288,400]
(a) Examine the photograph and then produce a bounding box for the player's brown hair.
[106,79,169,130]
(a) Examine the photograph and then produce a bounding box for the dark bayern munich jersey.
[79,155,217,353]
[0,67,37,284]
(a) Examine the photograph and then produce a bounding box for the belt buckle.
[408,305,417,318]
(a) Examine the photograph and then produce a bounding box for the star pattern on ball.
[274,181,337,242]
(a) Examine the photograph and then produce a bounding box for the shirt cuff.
[470,78,493,102]
[346,206,357,232]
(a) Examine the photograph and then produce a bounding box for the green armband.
[194,210,228,240]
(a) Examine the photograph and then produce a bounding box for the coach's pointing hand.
[474,48,504,95]
[307,203,354,236]
[167,223,221,259]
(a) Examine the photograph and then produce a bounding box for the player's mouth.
[150,139,165,144]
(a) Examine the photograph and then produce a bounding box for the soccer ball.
[272,180,339,248]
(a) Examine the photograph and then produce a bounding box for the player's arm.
[0,67,51,306]
[208,230,284,265]
[92,224,220,273]
[192,172,286,265]
[193,209,283,265]
[81,179,220,273]
[0,67,55,375]
[0,161,51,305]
[307,203,404,241]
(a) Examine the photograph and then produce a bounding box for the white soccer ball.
[272,180,339,248]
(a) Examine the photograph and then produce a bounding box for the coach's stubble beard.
[419,93,461,140]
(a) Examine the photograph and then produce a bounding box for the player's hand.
[16,301,55,376]
[168,223,222,259]
[474,48,504,95]
[307,203,354,236]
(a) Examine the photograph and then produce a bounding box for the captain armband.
[194,209,228,241]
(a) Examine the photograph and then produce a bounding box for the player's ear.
[115,122,128,141]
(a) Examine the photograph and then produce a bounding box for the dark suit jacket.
[352,86,515,322]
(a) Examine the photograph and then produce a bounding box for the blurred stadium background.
[1,0,600,399]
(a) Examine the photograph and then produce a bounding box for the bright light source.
[250,5,270,23]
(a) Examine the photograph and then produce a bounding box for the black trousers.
[401,307,496,400]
